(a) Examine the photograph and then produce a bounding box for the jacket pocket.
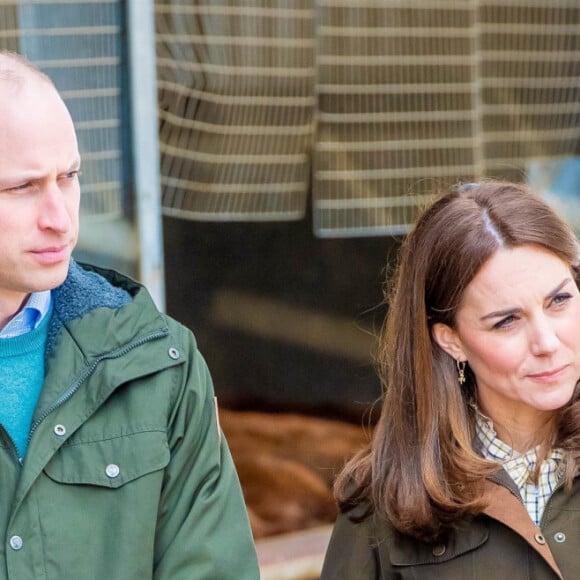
[380,517,489,576]
[44,430,170,488]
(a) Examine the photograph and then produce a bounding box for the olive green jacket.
[0,262,259,579]
[321,470,579,579]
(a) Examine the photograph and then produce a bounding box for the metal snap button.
[554,532,566,543]
[105,464,120,478]
[534,533,546,545]
[54,424,66,436]
[9,535,23,551]
[168,347,180,360]
[432,544,446,557]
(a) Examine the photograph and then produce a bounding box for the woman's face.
[434,244,580,430]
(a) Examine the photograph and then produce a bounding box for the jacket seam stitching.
[63,427,167,447]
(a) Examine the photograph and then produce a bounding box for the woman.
[321,181,580,579]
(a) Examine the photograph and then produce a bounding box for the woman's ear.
[432,322,466,361]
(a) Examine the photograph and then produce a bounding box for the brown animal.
[219,409,370,538]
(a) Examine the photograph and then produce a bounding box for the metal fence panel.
[155,0,314,221]
[155,0,580,237]
[313,0,580,237]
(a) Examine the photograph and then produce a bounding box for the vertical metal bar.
[469,0,485,179]
[126,0,166,310]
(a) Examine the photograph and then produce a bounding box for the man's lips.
[32,245,66,253]
[30,244,70,264]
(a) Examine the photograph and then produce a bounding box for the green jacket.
[321,470,579,579]
[0,262,259,580]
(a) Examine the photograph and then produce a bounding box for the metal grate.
[156,0,580,237]
[313,0,580,237]
[155,0,315,221]
[314,0,475,236]
[0,0,127,221]
[478,1,580,179]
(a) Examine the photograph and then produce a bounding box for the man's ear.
[432,322,466,361]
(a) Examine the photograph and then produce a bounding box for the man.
[0,51,259,579]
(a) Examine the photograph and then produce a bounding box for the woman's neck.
[479,403,556,453]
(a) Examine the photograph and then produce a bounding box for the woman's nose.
[529,317,559,356]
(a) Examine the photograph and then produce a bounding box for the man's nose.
[37,183,72,233]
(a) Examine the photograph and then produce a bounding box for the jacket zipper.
[27,328,169,442]
[0,424,23,467]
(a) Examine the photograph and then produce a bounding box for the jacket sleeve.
[153,324,259,580]
[321,510,386,580]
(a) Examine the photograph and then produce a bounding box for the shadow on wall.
[163,214,402,417]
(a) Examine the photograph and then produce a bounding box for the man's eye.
[8,182,33,191]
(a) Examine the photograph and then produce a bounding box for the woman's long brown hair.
[335,180,580,542]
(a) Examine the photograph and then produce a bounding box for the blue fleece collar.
[46,260,132,356]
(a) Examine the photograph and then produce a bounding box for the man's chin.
[34,258,71,291]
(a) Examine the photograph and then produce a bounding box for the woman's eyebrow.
[480,306,520,322]
[479,278,572,322]
[545,278,572,300]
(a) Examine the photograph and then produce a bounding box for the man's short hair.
[0,50,54,87]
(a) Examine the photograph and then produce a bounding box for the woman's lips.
[527,365,569,381]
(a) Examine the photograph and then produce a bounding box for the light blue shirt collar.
[0,291,52,339]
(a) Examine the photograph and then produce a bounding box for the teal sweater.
[0,309,51,459]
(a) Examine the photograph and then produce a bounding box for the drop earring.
[456,360,466,385]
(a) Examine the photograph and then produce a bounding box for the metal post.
[126,0,166,310]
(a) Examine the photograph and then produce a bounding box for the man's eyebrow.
[0,156,82,185]
[60,157,81,173]
[480,278,572,321]
[0,172,42,187]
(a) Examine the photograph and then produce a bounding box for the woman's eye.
[493,315,517,329]
[551,293,573,307]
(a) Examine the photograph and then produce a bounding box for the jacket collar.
[371,470,566,578]
[47,260,132,357]
[481,478,563,579]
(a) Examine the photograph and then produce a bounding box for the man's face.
[0,78,80,316]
